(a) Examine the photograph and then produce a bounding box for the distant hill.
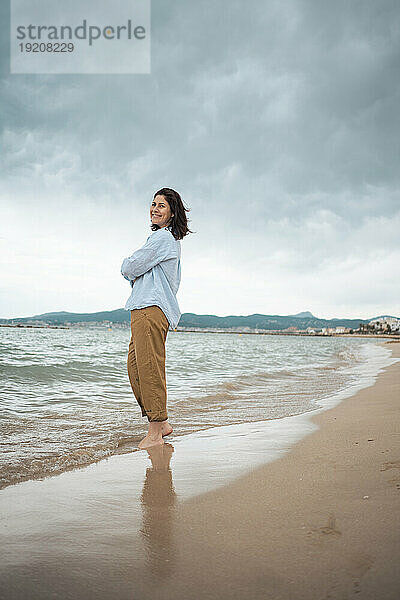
[19,309,126,324]
[0,309,390,331]
[177,313,368,330]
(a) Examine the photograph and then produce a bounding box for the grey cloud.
[0,0,399,317]
[1,1,399,206]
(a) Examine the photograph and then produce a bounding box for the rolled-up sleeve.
[121,231,177,281]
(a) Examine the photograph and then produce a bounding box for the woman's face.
[150,195,173,228]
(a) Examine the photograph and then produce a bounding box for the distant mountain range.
[1,309,397,330]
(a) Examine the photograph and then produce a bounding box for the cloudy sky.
[1,0,399,320]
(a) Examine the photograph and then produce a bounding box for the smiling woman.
[120,188,194,449]
[150,195,172,228]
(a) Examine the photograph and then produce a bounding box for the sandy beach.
[1,341,399,600]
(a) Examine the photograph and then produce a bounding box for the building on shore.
[360,317,400,334]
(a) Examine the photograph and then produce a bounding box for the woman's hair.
[151,187,194,240]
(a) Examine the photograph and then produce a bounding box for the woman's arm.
[121,231,177,281]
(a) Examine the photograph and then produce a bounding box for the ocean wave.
[0,362,123,383]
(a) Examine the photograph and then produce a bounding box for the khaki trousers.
[127,305,170,422]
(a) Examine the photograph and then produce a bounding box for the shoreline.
[0,337,394,492]
[157,340,400,600]
[0,342,399,598]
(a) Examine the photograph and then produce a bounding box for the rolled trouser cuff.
[146,413,168,423]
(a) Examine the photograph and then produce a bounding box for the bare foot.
[138,435,165,449]
[161,421,173,437]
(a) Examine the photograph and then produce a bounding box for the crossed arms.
[121,231,177,283]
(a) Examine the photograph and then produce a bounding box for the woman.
[121,188,192,449]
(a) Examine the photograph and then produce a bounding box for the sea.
[0,325,395,490]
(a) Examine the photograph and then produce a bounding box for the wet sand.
[1,342,399,600]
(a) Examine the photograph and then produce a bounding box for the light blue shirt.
[121,226,182,329]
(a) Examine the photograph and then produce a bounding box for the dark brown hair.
[151,187,194,240]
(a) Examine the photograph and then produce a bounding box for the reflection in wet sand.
[140,443,177,581]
